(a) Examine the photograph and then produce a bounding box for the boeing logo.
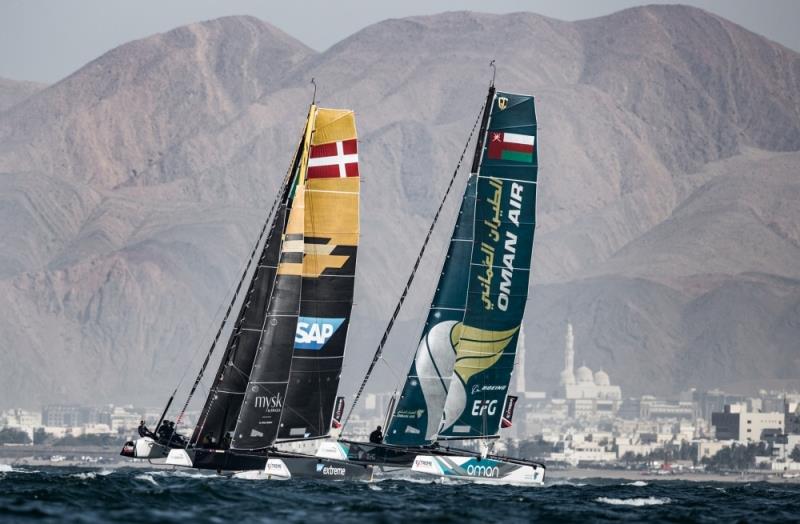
[294,317,345,350]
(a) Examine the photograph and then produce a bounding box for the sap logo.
[295,317,345,350]
[466,464,500,478]
[471,400,498,417]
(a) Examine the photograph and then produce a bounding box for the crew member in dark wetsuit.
[138,420,156,439]
[369,426,383,444]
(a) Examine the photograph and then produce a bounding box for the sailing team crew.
[369,425,383,444]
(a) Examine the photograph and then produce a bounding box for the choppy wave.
[146,470,216,479]
[596,496,671,506]
[0,464,12,473]
[0,467,796,523]
[548,480,588,487]
[134,474,159,486]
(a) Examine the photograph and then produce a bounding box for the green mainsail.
[385,89,538,444]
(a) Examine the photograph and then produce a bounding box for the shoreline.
[547,467,800,483]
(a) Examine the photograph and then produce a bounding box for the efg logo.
[295,317,345,350]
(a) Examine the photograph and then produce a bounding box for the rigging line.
[173,147,298,429]
[340,99,487,432]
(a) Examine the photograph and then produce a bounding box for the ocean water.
[0,466,798,523]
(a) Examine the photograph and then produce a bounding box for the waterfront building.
[711,404,784,442]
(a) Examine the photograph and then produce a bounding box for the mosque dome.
[594,370,610,386]
[576,365,593,383]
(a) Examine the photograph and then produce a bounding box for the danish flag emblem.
[307,139,359,179]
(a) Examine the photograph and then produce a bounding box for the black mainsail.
[190,147,301,448]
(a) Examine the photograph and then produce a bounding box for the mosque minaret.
[559,322,576,386]
[558,322,621,402]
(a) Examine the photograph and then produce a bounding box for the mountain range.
[0,5,798,410]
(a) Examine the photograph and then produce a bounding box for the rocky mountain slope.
[0,6,798,409]
[0,77,45,112]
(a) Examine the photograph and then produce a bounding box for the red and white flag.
[307,139,359,179]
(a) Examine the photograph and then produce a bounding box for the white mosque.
[559,322,622,417]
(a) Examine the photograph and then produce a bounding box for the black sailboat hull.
[182,448,373,480]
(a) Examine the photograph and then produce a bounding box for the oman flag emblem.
[307,139,359,179]
[487,131,535,163]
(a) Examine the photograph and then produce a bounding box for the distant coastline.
[3,445,799,484]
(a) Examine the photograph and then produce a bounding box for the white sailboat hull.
[120,437,169,459]
[411,454,545,485]
[166,448,194,467]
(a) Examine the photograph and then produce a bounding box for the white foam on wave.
[624,481,649,487]
[367,484,383,491]
[231,470,290,481]
[596,496,670,506]
[547,480,587,487]
[71,469,113,480]
[135,474,159,486]
[146,470,217,479]
[0,465,39,474]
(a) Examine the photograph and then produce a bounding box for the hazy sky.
[1,0,799,83]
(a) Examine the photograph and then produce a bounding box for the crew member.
[369,425,383,444]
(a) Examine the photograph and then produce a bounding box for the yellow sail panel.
[312,108,356,145]
[301,107,359,279]
[306,177,359,193]
[304,189,359,247]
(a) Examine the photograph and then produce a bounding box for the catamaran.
[330,74,546,485]
[122,94,372,480]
